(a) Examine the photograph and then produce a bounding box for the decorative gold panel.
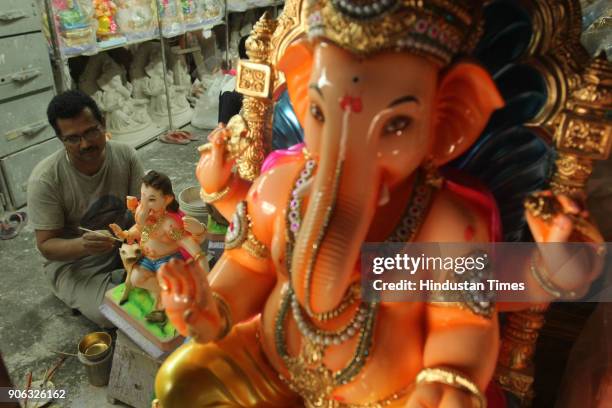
[229,0,307,181]
[556,114,611,160]
[236,61,272,98]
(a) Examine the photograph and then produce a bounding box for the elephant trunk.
[291,113,379,313]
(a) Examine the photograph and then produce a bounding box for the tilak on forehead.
[306,0,485,65]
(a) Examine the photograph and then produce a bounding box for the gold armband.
[225,201,269,259]
[416,367,486,408]
[243,229,269,259]
[212,292,232,341]
[168,226,185,241]
[428,249,493,318]
[200,184,231,204]
[192,251,205,263]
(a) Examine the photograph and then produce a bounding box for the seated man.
[217,36,248,124]
[27,90,145,328]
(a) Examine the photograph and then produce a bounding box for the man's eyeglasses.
[60,126,104,145]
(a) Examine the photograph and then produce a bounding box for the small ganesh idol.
[94,0,121,41]
[110,170,207,323]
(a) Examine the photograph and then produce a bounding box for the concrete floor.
[0,126,210,407]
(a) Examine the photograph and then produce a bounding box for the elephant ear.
[432,62,504,166]
[278,40,314,128]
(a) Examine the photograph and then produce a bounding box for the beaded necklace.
[276,162,436,406]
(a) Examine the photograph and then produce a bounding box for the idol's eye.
[384,116,412,135]
[310,103,325,123]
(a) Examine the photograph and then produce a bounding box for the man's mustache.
[79,146,98,155]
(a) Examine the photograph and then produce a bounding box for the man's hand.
[81,230,116,255]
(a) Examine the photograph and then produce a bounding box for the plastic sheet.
[180,0,200,28]
[181,0,224,29]
[50,0,97,56]
[159,0,186,38]
[199,0,225,24]
[115,0,158,41]
[94,0,128,47]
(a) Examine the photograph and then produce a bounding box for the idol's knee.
[130,266,152,287]
[155,340,231,408]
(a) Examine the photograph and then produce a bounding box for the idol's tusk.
[198,143,213,153]
[378,182,390,207]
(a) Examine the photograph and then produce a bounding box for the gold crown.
[306,0,484,65]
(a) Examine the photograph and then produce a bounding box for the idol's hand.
[182,215,206,236]
[158,258,221,343]
[525,190,606,298]
[109,223,127,240]
[126,196,139,212]
[196,124,235,195]
[405,383,480,408]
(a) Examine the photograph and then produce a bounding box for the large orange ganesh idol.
[153,1,602,407]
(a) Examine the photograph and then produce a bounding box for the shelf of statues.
[44,0,225,59]
[227,0,284,13]
[79,52,169,148]
[77,42,195,138]
[130,41,194,129]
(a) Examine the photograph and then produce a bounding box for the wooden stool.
[107,331,165,408]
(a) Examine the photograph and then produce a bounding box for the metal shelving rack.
[41,0,284,146]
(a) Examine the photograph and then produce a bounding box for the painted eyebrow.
[388,95,419,107]
[308,84,324,99]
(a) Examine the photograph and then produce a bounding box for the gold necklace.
[141,214,165,244]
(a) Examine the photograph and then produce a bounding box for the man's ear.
[277,40,314,127]
[431,62,504,166]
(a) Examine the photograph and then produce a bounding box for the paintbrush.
[78,227,123,242]
[32,368,49,408]
[23,372,32,408]
[45,356,67,383]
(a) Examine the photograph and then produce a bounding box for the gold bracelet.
[416,367,486,408]
[212,292,233,341]
[530,253,580,299]
[200,184,231,204]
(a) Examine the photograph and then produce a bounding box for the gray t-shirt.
[27,141,145,236]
